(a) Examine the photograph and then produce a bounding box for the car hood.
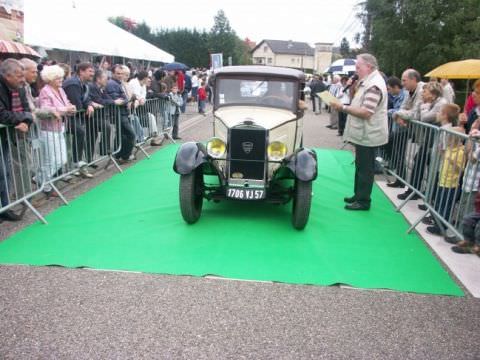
[214,106,296,130]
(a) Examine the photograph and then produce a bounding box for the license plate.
[226,188,265,200]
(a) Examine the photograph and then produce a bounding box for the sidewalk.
[377,180,480,298]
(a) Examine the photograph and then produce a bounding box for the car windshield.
[216,78,295,110]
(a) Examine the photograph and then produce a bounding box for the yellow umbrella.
[425,59,480,79]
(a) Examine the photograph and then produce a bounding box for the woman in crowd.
[121,65,143,144]
[408,82,447,196]
[128,70,150,138]
[463,79,480,117]
[464,91,480,134]
[37,65,76,196]
[337,75,353,136]
[87,69,121,158]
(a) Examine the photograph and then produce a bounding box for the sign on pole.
[211,53,223,70]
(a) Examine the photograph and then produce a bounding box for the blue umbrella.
[162,62,189,71]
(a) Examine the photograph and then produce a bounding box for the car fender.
[286,148,318,181]
[173,142,208,175]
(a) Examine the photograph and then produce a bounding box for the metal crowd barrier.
[381,119,440,206]
[38,104,124,205]
[378,118,480,241]
[0,121,47,223]
[130,97,176,158]
[0,98,180,225]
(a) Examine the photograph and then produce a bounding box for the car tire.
[291,179,312,230]
[179,168,204,224]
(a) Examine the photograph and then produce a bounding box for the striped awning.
[0,40,41,58]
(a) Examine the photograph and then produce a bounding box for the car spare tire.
[179,168,204,224]
[291,179,312,230]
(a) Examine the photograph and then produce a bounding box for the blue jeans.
[463,212,480,245]
[0,138,10,206]
[130,115,144,143]
[191,87,198,100]
[198,100,206,113]
[180,91,188,113]
[434,186,459,221]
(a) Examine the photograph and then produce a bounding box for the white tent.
[23,0,174,63]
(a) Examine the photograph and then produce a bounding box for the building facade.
[251,39,333,74]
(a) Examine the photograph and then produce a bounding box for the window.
[216,78,296,110]
[263,46,268,53]
[267,58,272,64]
[291,58,295,63]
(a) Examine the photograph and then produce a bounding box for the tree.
[108,16,137,32]
[357,0,480,76]
[208,10,239,65]
[108,10,252,67]
[340,37,351,58]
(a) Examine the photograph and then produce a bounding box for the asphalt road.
[1,103,479,360]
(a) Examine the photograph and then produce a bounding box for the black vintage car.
[173,66,317,229]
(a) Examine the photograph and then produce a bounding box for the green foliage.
[108,10,251,67]
[340,37,352,58]
[358,0,480,76]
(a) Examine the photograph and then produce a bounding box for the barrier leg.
[135,144,151,159]
[105,155,123,173]
[162,131,176,144]
[407,210,430,234]
[23,199,47,224]
[50,182,69,205]
[395,190,417,212]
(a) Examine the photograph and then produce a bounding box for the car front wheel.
[179,168,204,224]
[291,179,312,230]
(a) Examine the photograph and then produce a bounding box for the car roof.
[214,66,305,81]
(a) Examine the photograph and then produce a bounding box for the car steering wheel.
[261,95,290,107]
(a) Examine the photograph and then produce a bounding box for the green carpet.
[0,145,462,296]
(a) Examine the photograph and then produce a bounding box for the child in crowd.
[460,129,480,215]
[443,128,480,243]
[169,84,183,140]
[423,104,460,226]
[451,189,480,255]
[197,81,207,115]
[426,124,466,236]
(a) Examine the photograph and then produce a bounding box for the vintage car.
[173,66,318,229]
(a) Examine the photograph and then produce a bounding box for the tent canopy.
[0,40,40,58]
[425,59,480,79]
[24,0,174,63]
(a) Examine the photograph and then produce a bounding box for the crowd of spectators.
[0,57,214,223]
[308,68,480,257]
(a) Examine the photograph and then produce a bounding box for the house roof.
[252,40,314,56]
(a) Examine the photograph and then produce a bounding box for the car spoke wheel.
[179,168,204,224]
[291,179,312,230]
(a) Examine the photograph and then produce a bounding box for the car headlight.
[267,141,287,161]
[206,137,226,158]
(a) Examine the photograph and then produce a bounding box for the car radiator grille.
[228,127,267,181]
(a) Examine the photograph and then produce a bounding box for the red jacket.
[176,72,185,92]
[464,93,476,116]
[198,87,207,101]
